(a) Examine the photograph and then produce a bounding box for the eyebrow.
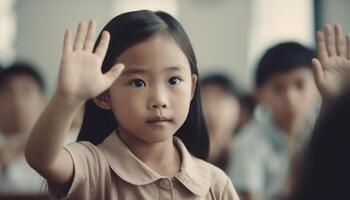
[121,65,183,76]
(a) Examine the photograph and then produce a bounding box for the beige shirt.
[48,132,239,200]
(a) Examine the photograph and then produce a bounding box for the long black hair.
[77,10,209,160]
[292,91,350,199]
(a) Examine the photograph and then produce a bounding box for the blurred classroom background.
[1,0,350,199]
[1,0,349,93]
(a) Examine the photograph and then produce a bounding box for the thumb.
[312,58,324,90]
[104,63,125,85]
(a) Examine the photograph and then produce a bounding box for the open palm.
[57,20,124,101]
[313,24,350,101]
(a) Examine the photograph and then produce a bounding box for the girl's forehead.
[120,65,186,77]
[116,34,190,70]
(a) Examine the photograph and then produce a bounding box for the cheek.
[229,103,241,125]
[172,90,191,110]
[109,88,143,117]
[28,96,42,111]
[222,102,240,128]
[303,86,318,102]
[170,86,193,120]
[268,99,286,115]
[173,79,192,96]
[263,92,283,108]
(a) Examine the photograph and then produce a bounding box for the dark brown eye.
[131,79,146,87]
[168,77,182,86]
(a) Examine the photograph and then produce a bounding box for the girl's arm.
[312,24,350,117]
[25,20,124,187]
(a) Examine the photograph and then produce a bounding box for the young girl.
[25,10,239,199]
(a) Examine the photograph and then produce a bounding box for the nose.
[284,88,299,109]
[149,96,168,110]
[152,103,167,109]
[148,86,169,110]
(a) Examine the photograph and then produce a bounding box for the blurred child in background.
[201,73,241,171]
[0,62,46,193]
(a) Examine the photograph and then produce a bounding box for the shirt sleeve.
[47,142,102,200]
[222,177,240,200]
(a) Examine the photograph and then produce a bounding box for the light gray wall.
[322,0,350,33]
[178,0,251,89]
[14,0,350,94]
[15,0,113,94]
[15,0,251,94]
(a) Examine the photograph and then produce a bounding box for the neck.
[275,116,304,137]
[118,128,181,176]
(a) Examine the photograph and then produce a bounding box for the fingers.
[324,24,336,57]
[335,24,345,56]
[83,20,96,51]
[63,29,72,54]
[312,58,324,89]
[104,63,125,85]
[316,31,328,62]
[70,20,98,52]
[319,24,348,59]
[65,20,110,59]
[347,34,350,59]
[95,31,110,58]
[73,22,84,51]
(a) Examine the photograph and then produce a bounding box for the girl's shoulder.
[191,156,230,184]
[64,140,99,152]
[188,156,239,198]
[175,137,236,196]
[174,136,230,186]
[48,141,111,199]
[63,141,108,165]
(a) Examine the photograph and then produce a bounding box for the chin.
[142,132,175,144]
[120,124,178,144]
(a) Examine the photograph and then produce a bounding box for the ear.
[93,91,112,110]
[191,74,198,99]
[253,87,262,104]
[254,86,271,106]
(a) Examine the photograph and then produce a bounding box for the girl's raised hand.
[57,20,124,102]
[312,24,350,103]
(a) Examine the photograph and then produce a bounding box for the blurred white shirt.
[227,105,315,200]
[0,153,45,193]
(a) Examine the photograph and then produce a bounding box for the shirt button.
[160,179,171,190]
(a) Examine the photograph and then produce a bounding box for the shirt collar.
[254,105,313,152]
[98,132,211,196]
[254,105,290,150]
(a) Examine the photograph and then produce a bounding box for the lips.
[146,116,172,123]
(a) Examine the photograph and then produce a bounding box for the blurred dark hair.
[201,73,239,97]
[0,62,45,93]
[77,10,209,160]
[292,91,350,199]
[255,42,315,88]
[239,94,255,114]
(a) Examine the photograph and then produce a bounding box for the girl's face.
[105,33,196,144]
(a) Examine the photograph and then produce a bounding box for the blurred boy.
[0,62,46,193]
[228,42,320,200]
